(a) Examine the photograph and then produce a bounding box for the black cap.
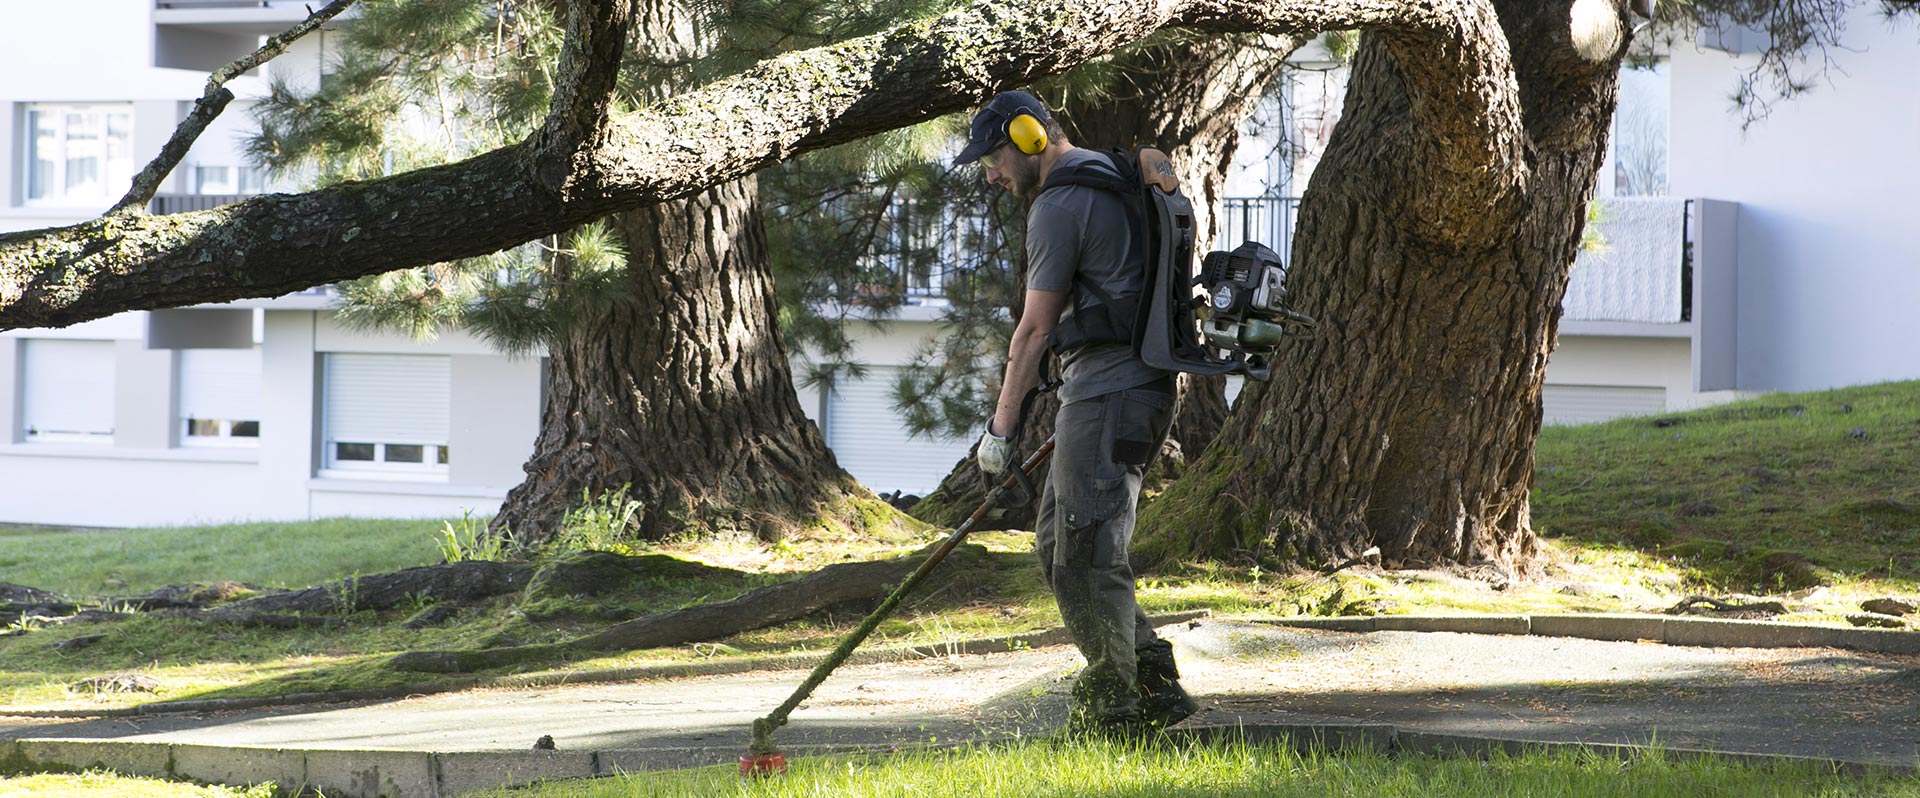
[954,90,1052,166]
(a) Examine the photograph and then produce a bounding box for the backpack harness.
[999,147,1315,503]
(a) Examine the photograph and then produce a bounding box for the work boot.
[1136,641,1199,729]
[1063,669,1150,741]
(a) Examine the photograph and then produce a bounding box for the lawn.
[476,736,1920,798]
[0,381,1915,713]
[1533,379,1920,587]
[0,770,274,797]
[0,518,445,596]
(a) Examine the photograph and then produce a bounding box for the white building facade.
[1,3,1915,527]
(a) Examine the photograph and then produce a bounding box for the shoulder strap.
[1039,149,1137,196]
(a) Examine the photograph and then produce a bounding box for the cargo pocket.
[1057,492,1127,569]
[1105,388,1176,470]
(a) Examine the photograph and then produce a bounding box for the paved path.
[5,620,1919,794]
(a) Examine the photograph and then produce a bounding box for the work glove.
[975,422,1012,477]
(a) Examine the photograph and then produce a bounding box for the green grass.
[0,518,444,596]
[0,770,275,797]
[1534,380,1920,590]
[477,736,1920,798]
[3,380,1918,711]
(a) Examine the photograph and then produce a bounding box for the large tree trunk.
[1135,0,1627,578]
[909,33,1298,530]
[492,178,885,545]
[490,0,893,546]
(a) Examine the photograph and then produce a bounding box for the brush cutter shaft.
[749,437,1057,752]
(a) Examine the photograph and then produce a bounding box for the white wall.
[1550,335,1744,413]
[1668,10,1920,392]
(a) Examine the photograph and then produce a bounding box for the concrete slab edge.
[8,717,1893,798]
[2,612,1214,720]
[1250,613,1920,654]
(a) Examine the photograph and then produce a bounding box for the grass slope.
[1534,380,1920,588]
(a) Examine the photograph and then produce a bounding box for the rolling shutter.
[1542,384,1666,425]
[21,338,115,439]
[825,367,975,496]
[179,348,261,425]
[323,353,450,445]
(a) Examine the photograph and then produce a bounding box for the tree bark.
[492,178,882,544]
[1136,0,1628,578]
[1,0,1454,331]
[908,32,1299,529]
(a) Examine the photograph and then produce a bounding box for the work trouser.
[1034,380,1177,720]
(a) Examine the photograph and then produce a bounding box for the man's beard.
[1009,153,1043,196]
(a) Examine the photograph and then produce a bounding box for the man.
[956,90,1198,735]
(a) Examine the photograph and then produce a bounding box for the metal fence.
[149,193,250,215]
[1215,196,1302,262]
[155,1,272,8]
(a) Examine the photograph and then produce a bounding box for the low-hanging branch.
[0,0,1526,331]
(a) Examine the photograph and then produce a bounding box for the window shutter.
[824,367,974,496]
[1542,385,1667,425]
[323,354,450,444]
[22,339,115,438]
[179,348,261,423]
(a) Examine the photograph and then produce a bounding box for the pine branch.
[109,0,361,217]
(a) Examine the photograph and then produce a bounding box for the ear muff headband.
[1006,109,1048,156]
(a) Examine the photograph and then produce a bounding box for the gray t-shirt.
[1026,149,1171,403]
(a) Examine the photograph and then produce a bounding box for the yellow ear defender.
[1007,111,1048,155]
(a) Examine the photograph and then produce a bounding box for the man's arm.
[991,288,1069,437]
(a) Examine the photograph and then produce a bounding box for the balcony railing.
[155,1,272,8]
[149,193,250,215]
[1216,196,1302,260]
[1563,197,1692,325]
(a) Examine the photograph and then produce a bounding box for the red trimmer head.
[738,751,788,777]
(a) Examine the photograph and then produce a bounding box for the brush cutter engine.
[1196,241,1315,360]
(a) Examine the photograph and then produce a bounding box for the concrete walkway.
[5,618,1919,796]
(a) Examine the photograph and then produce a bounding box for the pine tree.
[251,0,953,546]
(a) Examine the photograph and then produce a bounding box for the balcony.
[1209,195,1733,346]
[153,0,327,29]
[153,0,356,70]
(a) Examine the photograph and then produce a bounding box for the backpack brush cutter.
[740,436,1057,777]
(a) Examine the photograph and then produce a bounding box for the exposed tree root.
[389,543,985,674]
[227,561,537,614]
[1665,595,1789,617]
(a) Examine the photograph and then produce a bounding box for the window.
[321,353,451,476]
[178,348,262,446]
[26,105,134,204]
[21,339,115,443]
[1605,62,1670,197]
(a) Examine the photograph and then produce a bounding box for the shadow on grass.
[4,547,1059,711]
